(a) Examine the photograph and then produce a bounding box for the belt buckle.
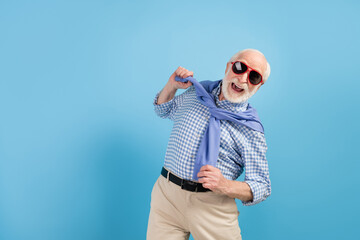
[181,179,198,192]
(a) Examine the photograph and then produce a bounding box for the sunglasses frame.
[230,61,263,86]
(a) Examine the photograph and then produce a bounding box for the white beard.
[221,77,260,103]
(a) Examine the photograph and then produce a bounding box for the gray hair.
[229,49,271,83]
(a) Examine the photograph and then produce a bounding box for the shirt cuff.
[153,90,175,118]
[241,181,265,206]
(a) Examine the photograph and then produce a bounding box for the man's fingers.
[183,73,193,79]
[200,165,216,171]
[176,69,184,78]
[175,66,193,79]
[179,69,187,78]
[175,69,182,76]
[202,183,212,189]
[198,177,210,183]
[182,70,193,78]
[198,170,215,178]
[180,70,191,78]
[175,66,185,75]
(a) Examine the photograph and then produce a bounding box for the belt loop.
[167,170,170,182]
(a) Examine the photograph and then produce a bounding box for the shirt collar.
[212,80,249,113]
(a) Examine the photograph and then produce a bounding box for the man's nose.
[237,73,248,83]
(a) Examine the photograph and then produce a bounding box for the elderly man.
[147,49,271,240]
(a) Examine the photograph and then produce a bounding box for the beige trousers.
[146,172,242,240]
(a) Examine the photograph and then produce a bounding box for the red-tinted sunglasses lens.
[232,61,262,85]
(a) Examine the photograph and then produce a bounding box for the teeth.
[234,83,241,89]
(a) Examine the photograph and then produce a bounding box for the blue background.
[1,0,359,239]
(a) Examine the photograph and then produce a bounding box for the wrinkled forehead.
[234,51,267,74]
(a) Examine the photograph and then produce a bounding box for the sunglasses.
[231,61,263,85]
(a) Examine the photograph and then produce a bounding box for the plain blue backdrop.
[1,0,359,239]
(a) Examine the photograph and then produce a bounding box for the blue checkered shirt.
[153,80,271,206]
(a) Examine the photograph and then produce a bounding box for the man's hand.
[167,66,193,90]
[156,66,194,105]
[197,165,230,195]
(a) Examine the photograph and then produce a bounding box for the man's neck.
[218,88,225,101]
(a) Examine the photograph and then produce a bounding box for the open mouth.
[231,83,244,93]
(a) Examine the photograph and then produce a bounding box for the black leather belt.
[161,167,211,192]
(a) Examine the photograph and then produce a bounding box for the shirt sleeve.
[241,130,271,206]
[153,85,194,121]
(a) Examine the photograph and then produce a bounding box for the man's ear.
[225,62,230,74]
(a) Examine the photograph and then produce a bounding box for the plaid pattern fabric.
[153,80,271,206]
